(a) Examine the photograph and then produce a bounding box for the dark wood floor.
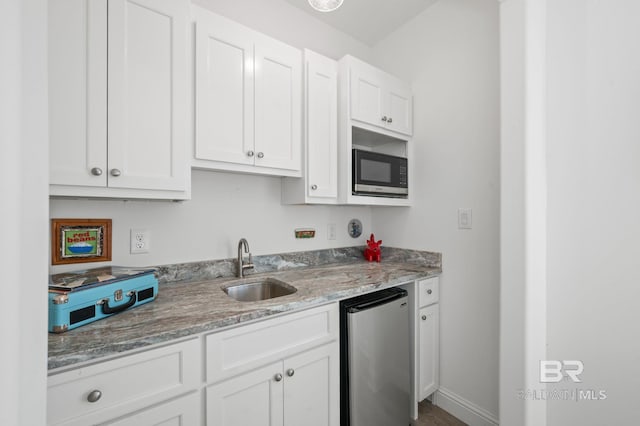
[414,400,467,426]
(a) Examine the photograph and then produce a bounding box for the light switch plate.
[327,223,336,240]
[458,208,472,229]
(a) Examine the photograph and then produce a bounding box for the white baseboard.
[433,387,499,426]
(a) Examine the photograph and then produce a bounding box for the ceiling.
[283,0,440,46]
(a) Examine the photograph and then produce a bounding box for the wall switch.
[328,223,337,240]
[130,229,150,254]
[458,208,472,230]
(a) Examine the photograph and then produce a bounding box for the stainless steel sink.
[222,278,297,302]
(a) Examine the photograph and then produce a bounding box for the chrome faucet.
[237,238,254,278]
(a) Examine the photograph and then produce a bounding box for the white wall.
[546,0,640,424]
[51,171,372,269]
[499,0,549,424]
[370,0,500,423]
[0,0,49,424]
[49,0,375,274]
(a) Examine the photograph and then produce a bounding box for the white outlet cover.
[130,229,150,254]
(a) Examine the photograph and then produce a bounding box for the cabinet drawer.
[47,339,200,425]
[104,391,201,426]
[418,277,439,307]
[206,303,338,383]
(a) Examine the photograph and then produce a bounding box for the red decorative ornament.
[364,233,382,262]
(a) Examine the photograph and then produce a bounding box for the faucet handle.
[242,253,255,272]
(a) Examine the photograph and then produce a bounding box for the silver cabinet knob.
[110,168,121,177]
[387,117,393,123]
[87,390,102,403]
[286,368,295,377]
[427,289,432,295]
[274,373,283,382]
[381,116,388,122]
[422,315,427,321]
[247,150,255,157]
[90,167,103,176]
[257,152,264,159]
[311,184,318,190]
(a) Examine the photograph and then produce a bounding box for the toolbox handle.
[100,291,137,315]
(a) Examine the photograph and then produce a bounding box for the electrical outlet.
[130,229,150,254]
[328,223,337,240]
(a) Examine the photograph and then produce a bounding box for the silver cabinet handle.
[274,373,283,382]
[90,167,103,176]
[381,116,388,122]
[110,168,121,177]
[427,289,432,295]
[311,184,318,190]
[87,390,102,403]
[257,152,264,159]
[247,150,255,157]
[286,368,295,377]
[422,315,427,321]
[387,117,393,123]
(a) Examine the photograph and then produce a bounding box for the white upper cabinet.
[336,55,413,206]
[387,85,413,135]
[49,0,107,188]
[107,0,189,192]
[194,8,302,177]
[48,0,190,200]
[348,55,413,136]
[194,9,254,166]
[350,69,384,130]
[282,49,338,204]
[254,39,301,171]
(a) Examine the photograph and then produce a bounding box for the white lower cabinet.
[419,303,440,400]
[207,343,338,426]
[417,278,440,401]
[47,339,200,426]
[205,303,339,426]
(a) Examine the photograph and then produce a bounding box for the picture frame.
[51,219,112,265]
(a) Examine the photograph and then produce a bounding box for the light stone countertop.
[48,249,441,371]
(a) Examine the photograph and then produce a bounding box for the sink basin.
[223,278,297,302]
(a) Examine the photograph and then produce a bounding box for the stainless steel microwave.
[352,149,408,198]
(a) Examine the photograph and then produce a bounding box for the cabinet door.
[350,68,385,129]
[283,343,339,426]
[386,85,413,136]
[195,10,254,166]
[101,392,200,426]
[207,361,284,426]
[254,37,302,171]
[49,0,107,187]
[419,304,440,401]
[107,0,188,191]
[305,51,338,199]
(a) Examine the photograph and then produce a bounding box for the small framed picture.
[51,219,112,265]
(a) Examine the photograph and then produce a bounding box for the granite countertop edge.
[48,247,441,371]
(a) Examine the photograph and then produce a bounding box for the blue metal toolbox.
[48,266,158,333]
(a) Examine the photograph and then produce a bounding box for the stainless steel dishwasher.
[340,287,410,426]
